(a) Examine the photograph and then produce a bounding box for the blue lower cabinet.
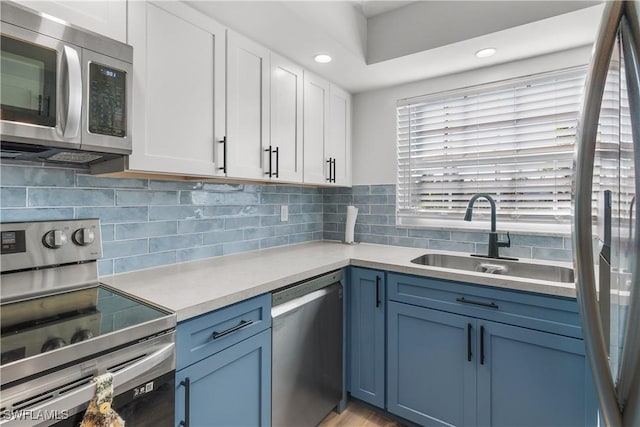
[348,267,386,408]
[387,301,476,426]
[477,320,597,427]
[175,329,271,427]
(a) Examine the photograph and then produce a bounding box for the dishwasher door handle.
[271,285,338,318]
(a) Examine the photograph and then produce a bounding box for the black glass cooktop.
[0,285,170,365]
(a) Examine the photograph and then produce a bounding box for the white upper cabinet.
[327,84,352,186]
[303,73,352,186]
[303,71,330,185]
[269,53,303,182]
[16,0,127,43]
[226,30,270,180]
[126,1,226,177]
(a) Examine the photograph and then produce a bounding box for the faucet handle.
[498,231,511,248]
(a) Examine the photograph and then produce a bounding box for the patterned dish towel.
[80,373,125,427]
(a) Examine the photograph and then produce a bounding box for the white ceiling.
[187,1,604,94]
[356,1,416,18]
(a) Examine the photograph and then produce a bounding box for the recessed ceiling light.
[475,48,497,58]
[314,54,332,63]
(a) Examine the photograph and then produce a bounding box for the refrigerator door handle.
[616,12,640,415]
[573,2,624,426]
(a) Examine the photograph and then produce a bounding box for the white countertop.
[101,241,577,322]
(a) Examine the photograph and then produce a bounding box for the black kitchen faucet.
[464,193,512,259]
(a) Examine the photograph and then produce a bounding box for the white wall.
[352,45,593,185]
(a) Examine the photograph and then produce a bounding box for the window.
[396,67,588,234]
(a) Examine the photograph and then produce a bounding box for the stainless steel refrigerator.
[574,2,640,426]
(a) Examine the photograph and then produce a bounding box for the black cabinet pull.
[456,297,499,310]
[218,137,227,174]
[332,158,337,183]
[375,276,381,308]
[467,323,473,362]
[212,319,253,340]
[274,146,280,178]
[179,377,190,427]
[480,325,485,365]
[265,146,273,177]
[326,158,333,182]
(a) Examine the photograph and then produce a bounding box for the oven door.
[1,22,83,150]
[53,371,175,427]
[0,333,175,427]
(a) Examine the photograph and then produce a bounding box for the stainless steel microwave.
[0,1,132,168]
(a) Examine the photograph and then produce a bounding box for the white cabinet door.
[226,30,270,180]
[269,54,303,182]
[327,84,352,186]
[16,0,127,43]
[303,71,330,185]
[127,1,226,177]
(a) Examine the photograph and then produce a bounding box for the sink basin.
[410,253,574,283]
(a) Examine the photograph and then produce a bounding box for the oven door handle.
[0,343,174,426]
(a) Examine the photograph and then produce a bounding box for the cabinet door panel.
[303,72,329,184]
[327,85,351,186]
[349,268,385,408]
[226,31,269,180]
[270,54,303,182]
[387,302,476,427]
[176,329,271,427]
[477,321,597,427]
[127,2,225,176]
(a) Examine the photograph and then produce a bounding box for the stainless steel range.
[0,219,176,426]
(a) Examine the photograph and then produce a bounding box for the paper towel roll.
[345,205,358,244]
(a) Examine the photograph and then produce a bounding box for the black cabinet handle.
[212,319,253,340]
[456,297,499,310]
[179,377,190,427]
[265,146,273,177]
[332,158,337,183]
[326,158,333,182]
[218,137,227,174]
[480,325,485,365]
[375,276,381,308]
[467,323,473,362]
[274,146,280,178]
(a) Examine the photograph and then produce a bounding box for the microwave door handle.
[61,45,82,139]
[0,343,174,427]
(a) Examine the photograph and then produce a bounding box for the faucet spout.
[464,193,497,232]
[464,193,510,259]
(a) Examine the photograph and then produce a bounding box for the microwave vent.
[47,152,103,163]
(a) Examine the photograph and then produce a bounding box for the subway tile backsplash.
[0,164,323,275]
[323,185,573,263]
[0,164,572,277]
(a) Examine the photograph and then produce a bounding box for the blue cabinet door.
[387,301,477,426]
[348,267,386,408]
[476,320,597,427]
[175,329,271,427]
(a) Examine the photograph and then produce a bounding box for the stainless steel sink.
[410,253,574,283]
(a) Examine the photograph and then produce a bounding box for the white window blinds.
[396,68,587,233]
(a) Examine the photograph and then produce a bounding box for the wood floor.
[319,401,405,427]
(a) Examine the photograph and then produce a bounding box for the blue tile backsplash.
[0,164,323,275]
[0,164,572,277]
[322,185,573,263]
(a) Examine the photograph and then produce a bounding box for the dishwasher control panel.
[272,270,343,306]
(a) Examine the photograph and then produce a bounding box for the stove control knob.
[41,337,66,352]
[42,230,68,249]
[72,228,95,246]
[71,329,94,344]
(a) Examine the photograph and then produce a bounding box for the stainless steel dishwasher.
[271,270,343,427]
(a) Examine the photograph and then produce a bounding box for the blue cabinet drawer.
[387,273,582,338]
[177,293,271,369]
